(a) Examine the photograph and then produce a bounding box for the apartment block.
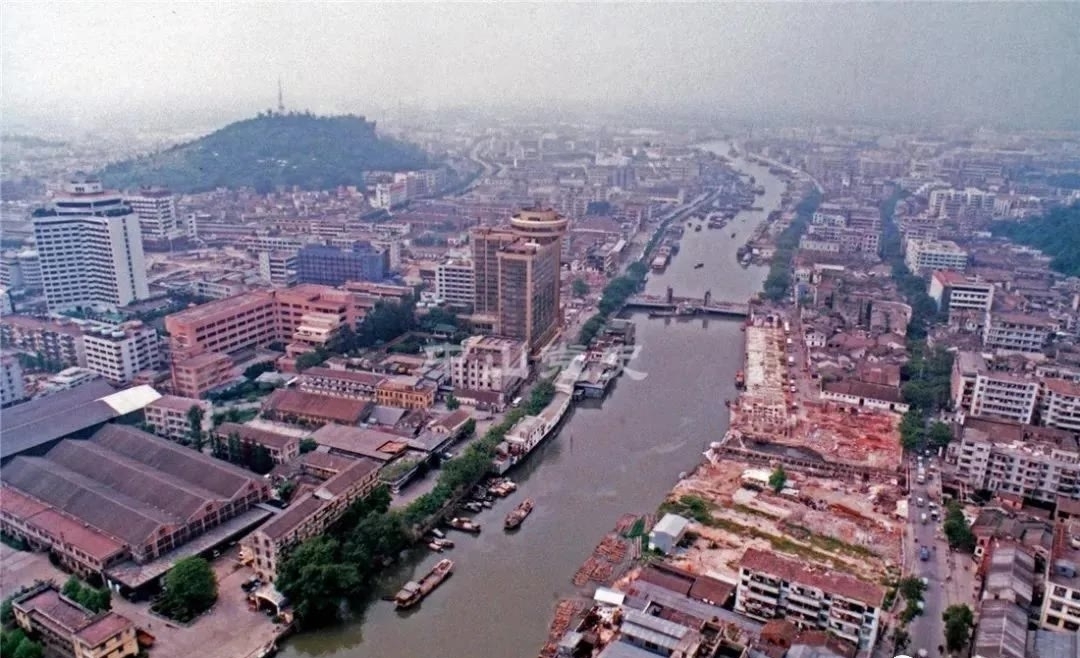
[1,352,26,406]
[171,352,234,398]
[144,395,212,442]
[297,367,384,401]
[0,315,86,368]
[929,187,995,219]
[735,548,885,651]
[956,422,1080,504]
[1039,520,1080,632]
[969,371,1040,424]
[376,375,436,410]
[165,291,278,362]
[126,187,178,242]
[12,583,138,658]
[982,312,1054,354]
[450,335,527,394]
[904,239,968,273]
[1043,379,1080,433]
[81,321,161,385]
[435,259,475,306]
[214,422,301,464]
[928,270,994,316]
[243,457,381,582]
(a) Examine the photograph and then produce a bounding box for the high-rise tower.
[470,207,568,352]
[33,173,149,313]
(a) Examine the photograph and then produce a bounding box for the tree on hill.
[991,204,1080,277]
[98,113,428,193]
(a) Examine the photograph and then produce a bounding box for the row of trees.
[0,629,43,658]
[209,432,276,475]
[763,189,822,302]
[577,262,648,345]
[277,380,562,626]
[61,577,111,613]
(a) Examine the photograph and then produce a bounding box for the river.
[280,142,785,658]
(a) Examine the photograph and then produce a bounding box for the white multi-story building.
[982,312,1054,353]
[1,352,26,406]
[81,321,161,385]
[144,394,212,442]
[450,335,527,394]
[928,270,994,314]
[955,424,1079,504]
[258,250,298,287]
[126,187,179,242]
[735,547,885,651]
[1039,519,1080,632]
[904,239,968,273]
[435,260,475,306]
[969,371,1040,424]
[374,181,408,209]
[1043,379,1080,433]
[34,174,149,312]
[929,187,995,219]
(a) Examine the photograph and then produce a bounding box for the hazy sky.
[3,2,1079,132]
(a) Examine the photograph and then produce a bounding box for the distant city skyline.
[2,2,1079,135]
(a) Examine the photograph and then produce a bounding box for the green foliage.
[186,405,206,452]
[577,267,647,345]
[927,421,954,447]
[61,577,111,612]
[524,378,556,415]
[275,537,359,623]
[243,362,276,380]
[299,437,318,454]
[768,465,787,493]
[942,603,974,653]
[661,495,714,525]
[327,298,417,355]
[898,575,925,602]
[276,480,297,503]
[763,189,821,302]
[250,445,275,475]
[99,113,428,193]
[571,278,590,298]
[992,203,1080,277]
[899,409,924,451]
[901,342,954,413]
[943,501,976,552]
[1,630,43,658]
[295,349,329,372]
[156,556,218,622]
[445,394,461,410]
[1,594,15,625]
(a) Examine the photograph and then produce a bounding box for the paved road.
[902,456,975,658]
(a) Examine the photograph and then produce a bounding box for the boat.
[428,542,443,552]
[693,262,704,269]
[504,498,534,530]
[447,517,481,533]
[393,559,454,609]
[735,371,746,388]
[433,538,455,549]
[731,232,736,238]
[648,310,675,318]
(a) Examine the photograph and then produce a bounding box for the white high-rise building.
[435,259,475,306]
[126,187,179,242]
[33,174,150,312]
[1,352,26,406]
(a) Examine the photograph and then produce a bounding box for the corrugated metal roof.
[0,379,118,459]
[652,513,690,537]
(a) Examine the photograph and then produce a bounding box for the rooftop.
[309,423,408,461]
[740,547,885,607]
[14,584,133,648]
[972,599,1027,658]
[1,379,121,460]
[215,422,300,451]
[264,389,371,425]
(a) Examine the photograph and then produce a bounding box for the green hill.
[99,113,428,193]
[991,203,1080,276]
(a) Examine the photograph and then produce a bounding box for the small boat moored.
[394,559,454,609]
[504,498,535,530]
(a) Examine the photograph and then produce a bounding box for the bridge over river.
[626,286,750,318]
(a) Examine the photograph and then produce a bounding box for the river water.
[281,143,783,658]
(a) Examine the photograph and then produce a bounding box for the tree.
[899,409,924,451]
[943,501,975,552]
[295,349,328,371]
[158,557,217,622]
[445,394,461,411]
[276,537,359,624]
[186,405,206,452]
[243,361,275,380]
[571,278,589,298]
[927,421,953,447]
[942,604,974,653]
[249,445,275,475]
[227,432,242,463]
[61,577,110,613]
[276,481,297,503]
[891,627,910,651]
[11,637,43,658]
[768,465,787,492]
[898,575,926,602]
[299,437,318,454]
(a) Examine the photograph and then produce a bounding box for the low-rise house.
[12,583,139,658]
[215,422,301,464]
[649,513,690,555]
[263,388,372,427]
[143,395,211,442]
[820,380,909,414]
[1039,519,1080,632]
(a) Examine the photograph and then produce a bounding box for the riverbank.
[277,142,778,658]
